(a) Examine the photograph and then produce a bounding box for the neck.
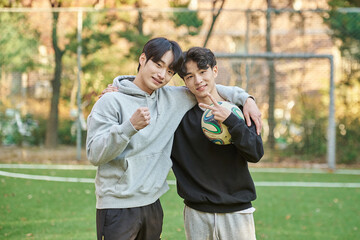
[133,75,153,95]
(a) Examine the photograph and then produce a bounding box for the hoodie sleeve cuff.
[112,119,138,140]
[216,85,250,106]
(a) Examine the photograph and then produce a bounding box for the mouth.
[152,77,163,85]
[196,84,207,91]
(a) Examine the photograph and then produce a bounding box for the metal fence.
[1,7,360,167]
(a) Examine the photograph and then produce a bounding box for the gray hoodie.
[86,75,250,209]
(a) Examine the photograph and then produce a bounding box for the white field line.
[255,181,360,188]
[249,168,360,175]
[0,163,96,170]
[0,170,360,188]
[1,164,359,175]
[0,170,94,183]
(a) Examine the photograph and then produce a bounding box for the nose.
[194,75,202,84]
[158,68,166,80]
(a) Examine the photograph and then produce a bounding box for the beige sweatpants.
[184,205,257,240]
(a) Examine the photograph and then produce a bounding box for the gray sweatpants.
[184,205,256,240]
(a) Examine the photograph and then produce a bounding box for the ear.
[212,65,219,78]
[139,53,147,68]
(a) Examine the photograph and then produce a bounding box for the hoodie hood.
[112,75,144,97]
[112,75,161,115]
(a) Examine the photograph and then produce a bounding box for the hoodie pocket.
[114,152,171,197]
[96,158,129,197]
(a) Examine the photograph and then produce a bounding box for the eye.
[200,70,206,74]
[185,75,193,81]
[168,70,174,75]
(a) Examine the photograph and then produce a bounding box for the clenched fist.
[130,107,151,130]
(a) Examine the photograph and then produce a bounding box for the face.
[135,50,175,94]
[183,60,218,102]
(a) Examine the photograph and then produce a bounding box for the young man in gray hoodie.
[87,37,261,240]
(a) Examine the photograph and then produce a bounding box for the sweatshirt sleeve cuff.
[112,119,138,140]
[223,113,245,128]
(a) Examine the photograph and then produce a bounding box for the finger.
[244,112,251,127]
[143,111,151,118]
[107,84,112,87]
[206,93,220,106]
[139,107,150,116]
[254,118,261,135]
[199,103,216,111]
[255,118,262,135]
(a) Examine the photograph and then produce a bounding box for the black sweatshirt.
[171,104,264,213]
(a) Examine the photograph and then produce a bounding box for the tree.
[45,0,64,147]
[0,13,38,72]
[263,0,300,151]
[325,0,360,72]
[266,0,276,150]
[203,0,226,47]
[45,0,116,147]
[324,0,360,163]
[170,0,203,37]
[0,1,38,106]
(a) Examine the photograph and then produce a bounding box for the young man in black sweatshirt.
[171,47,264,240]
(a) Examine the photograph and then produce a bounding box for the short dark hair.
[178,47,217,79]
[137,37,183,73]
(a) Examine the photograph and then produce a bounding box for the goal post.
[215,52,336,170]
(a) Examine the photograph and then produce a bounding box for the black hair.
[137,37,183,73]
[178,47,217,79]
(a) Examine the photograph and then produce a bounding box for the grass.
[0,167,359,239]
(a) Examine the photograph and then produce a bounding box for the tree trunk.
[266,0,276,150]
[203,0,225,47]
[45,10,63,148]
[135,0,144,34]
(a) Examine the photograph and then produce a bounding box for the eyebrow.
[184,73,193,78]
[153,59,164,65]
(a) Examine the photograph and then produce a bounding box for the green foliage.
[328,0,360,8]
[324,1,360,164]
[57,119,75,145]
[170,0,203,36]
[57,119,86,146]
[116,0,138,6]
[118,30,151,61]
[66,12,112,57]
[0,0,23,7]
[337,117,360,163]
[325,1,360,83]
[277,91,328,160]
[0,113,83,147]
[0,13,39,72]
[30,118,47,146]
[60,12,121,119]
[0,112,44,146]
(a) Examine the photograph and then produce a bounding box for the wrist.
[245,96,255,106]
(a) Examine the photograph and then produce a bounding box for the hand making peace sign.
[199,93,263,136]
[198,93,231,123]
